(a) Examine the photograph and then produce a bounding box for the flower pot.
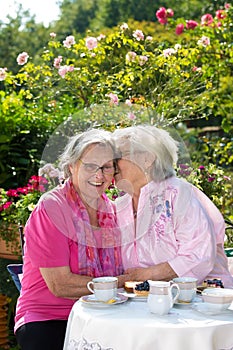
[0,237,21,261]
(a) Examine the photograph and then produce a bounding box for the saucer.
[80,293,128,307]
[118,291,148,301]
[173,300,193,309]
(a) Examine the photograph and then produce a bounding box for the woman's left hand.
[125,267,151,281]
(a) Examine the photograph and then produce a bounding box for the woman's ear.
[144,152,155,169]
[69,164,74,175]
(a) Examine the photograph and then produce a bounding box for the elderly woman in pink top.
[113,125,233,288]
[14,129,127,350]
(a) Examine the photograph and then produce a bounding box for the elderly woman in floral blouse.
[112,125,233,288]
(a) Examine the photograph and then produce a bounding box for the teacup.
[87,276,118,302]
[147,280,180,315]
[201,288,233,312]
[172,277,197,303]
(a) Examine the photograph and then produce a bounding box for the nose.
[95,168,104,178]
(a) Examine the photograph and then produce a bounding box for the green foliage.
[0,3,232,216]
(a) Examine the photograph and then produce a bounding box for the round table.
[63,293,233,350]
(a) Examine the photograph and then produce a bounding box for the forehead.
[81,143,113,162]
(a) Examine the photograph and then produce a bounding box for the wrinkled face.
[70,143,114,201]
[114,140,148,194]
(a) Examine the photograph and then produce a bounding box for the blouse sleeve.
[25,202,71,268]
[168,184,218,281]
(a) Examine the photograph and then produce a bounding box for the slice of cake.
[124,281,141,293]
[133,280,150,297]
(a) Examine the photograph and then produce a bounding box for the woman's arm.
[125,262,178,282]
[40,266,92,299]
[40,266,130,298]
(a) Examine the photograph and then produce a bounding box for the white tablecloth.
[63,294,233,350]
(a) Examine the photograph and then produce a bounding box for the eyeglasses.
[79,159,115,175]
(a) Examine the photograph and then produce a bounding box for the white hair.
[112,125,179,182]
[59,128,114,178]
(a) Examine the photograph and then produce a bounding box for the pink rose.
[58,65,74,78]
[175,23,184,35]
[50,32,56,38]
[197,36,210,47]
[127,112,136,120]
[156,7,167,21]
[216,10,226,20]
[163,48,176,57]
[186,20,198,29]
[133,29,144,41]
[106,93,119,105]
[97,34,106,41]
[126,51,137,63]
[158,17,168,24]
[16,52,29,65]
[63,35,76,48]
[53,56,63,69]
[138,55,148,66]
[85,37,98,50]
[166,8,174,17]
[201,14,214,26]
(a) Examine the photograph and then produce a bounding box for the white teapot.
[147,280,180,315]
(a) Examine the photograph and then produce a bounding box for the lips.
[88,181,104,186]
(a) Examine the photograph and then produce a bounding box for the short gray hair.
[112,125,179,182]
[59,128,114,178]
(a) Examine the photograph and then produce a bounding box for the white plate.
[80,293,128,307]
[118,291,148,301]
[192,303,232,316]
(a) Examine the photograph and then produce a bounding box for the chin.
[115,179,133,195]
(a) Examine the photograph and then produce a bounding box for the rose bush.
[0,4,232,245]
[0,164,61,248]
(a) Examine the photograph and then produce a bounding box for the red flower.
[186,20,198,29]
[176,24,184,35]
[156,7,167,20]
[0,201,13,212]
[6,189,19,197]
[201,14,214,26]
[216,10,226,20]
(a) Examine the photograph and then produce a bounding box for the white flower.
[16,52,29,65]
[174,44,182,50]
[163,48,176,57]
[0,67,7,81]
[120,23,129,31]
[126,51,137,63]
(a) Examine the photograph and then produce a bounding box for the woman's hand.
[125,267,151,281]
[125,262,177,282]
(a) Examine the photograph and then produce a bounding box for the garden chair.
[6,225,24,292]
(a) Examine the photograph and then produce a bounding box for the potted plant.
[0,164,61,259]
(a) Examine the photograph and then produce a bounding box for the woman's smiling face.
[70,143,114,202]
